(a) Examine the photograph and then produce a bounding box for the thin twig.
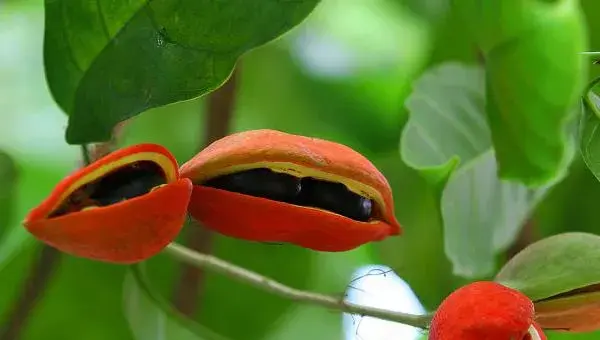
[89,121,127,160]
[0,145,95,340]
[172,65,240,315]
[164,243,432,329]
[80,145,91,165]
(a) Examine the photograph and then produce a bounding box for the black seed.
[298,178,372,222]
[203,168,301,203]
[90,163,166,205]
[356,198,373,221]
[201,168,374,222]
[50,161,167,217]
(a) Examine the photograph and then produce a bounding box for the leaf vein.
[414,93,482,156]
[411,121,449,164]
[96,0,111,39]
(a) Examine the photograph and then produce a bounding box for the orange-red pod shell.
[179,129,401,251]
[430,281,546,340]
[24,144,192,264]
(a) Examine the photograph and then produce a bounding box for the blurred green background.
[1,0,600,339]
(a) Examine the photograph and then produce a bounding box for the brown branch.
[165,243,433,329]
[204,68,240,146]
[172,65,240,316]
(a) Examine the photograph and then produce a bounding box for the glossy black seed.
[298,178,373,222]
[202,168,374,222]
[203,168,301,203]
[50,161,167,217]
[90,161,166,205]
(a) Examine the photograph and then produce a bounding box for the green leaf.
[401,63,486,179]
[496,232,600,302]
[441,151,548,277]
[581,92,600,181]
[495,232,600,332]
[401,62,548,278]
[44,0,320,144]
[547,331,600,340]
[454,0,588,185]
[124,264,228,340]
[0,150,17,239]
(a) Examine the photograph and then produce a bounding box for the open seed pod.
[496,232,600,332]
[24,144,192,264]
[430,281,545,340]
[179,129,401,252]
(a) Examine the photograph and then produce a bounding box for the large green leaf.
[124,264,228,340]
[400,62,548,278]
[495,232,600,332]
[44,0,320,144]
[496,232,600,302]
[453,0,587,185]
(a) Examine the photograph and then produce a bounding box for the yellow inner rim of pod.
[48,152,177,216]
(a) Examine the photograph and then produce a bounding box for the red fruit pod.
[179,129,401,251]
[24,144,192,264]
[430,281,546,340]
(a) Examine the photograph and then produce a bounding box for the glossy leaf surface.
[44,0,320,144]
